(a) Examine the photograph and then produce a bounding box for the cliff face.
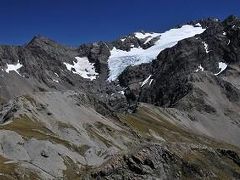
[0,16,240,179]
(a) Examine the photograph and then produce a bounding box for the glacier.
[108,25,206,81]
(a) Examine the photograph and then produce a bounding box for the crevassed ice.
[64,57,98,80]
[5,60,23,75]
[108,25,206,81]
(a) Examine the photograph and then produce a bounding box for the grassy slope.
[117,103,240,179]
[0,101,240,179]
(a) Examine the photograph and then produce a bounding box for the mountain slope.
[120,15,240,147]
[0,15,240,179]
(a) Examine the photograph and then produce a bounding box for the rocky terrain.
[0,15,240,179]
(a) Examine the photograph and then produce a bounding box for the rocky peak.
[26,35,59,48]
[223,15,240,26]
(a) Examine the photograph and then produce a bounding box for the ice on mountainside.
[64,57,98,80]
[108,25,206,81]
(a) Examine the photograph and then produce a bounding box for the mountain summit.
[0,16,240,179]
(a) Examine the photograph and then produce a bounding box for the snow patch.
[223,32,227,36]
[149,79,154,86]
[195,65,204,72]
[119,91,125,95]
[5,61,23,75]
[53,79,59,83]
[214,62,227,75]
[134,32,158,39]
[195,23,201,27]
[135,32,161,44]
[64,57,98,80]
[54,73,59,77]
[202,41,210,53]
[108,25,206,81]
[141,75,152,87]
[227,40,231,45]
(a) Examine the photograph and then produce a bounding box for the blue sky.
[0,0,239,46]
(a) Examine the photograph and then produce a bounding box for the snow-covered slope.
[64,57,98,80]
[108,25,206,81]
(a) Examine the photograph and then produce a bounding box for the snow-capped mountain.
[0,15,240,179]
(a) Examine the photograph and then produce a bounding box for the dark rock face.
[78,42,110,77]
[118,63,153,88]
[0,99,19,123]
[218,148,240,166]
